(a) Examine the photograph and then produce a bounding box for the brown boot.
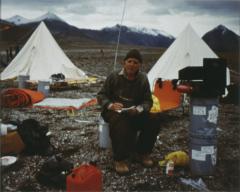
[114,161,129,175]
[137,154,154,167]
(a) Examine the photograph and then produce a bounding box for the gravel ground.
[1,47,240,191]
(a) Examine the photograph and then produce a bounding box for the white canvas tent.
[0,21,87,81]
[147,24,230,90]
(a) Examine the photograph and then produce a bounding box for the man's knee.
[102,110,121,124]
[145,114,161,134]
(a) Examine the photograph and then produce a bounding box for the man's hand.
[108,102,123,111]
[127,107,139,116]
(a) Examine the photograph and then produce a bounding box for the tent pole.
[113,0,127,71]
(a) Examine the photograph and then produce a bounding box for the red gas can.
[66,164,102,192]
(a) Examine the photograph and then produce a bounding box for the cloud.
[146,0,240,17]
[2,0,72,14]
[2,0,123,16]
[2,0,239,36]
[3,0,72,6]
[66,3,96,15]
[186,0,240,17]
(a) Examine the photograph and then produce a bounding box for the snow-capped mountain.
[205,25,233,37]
[129,26,174,39]
[102,24,174,39]
[81,24,175,47]
[6,12,65,25]
[3,13,175,48]
[203,24,239,52]
[215,25,228,35]
[30,12,65,23]
[202,24,240,73]
[6,15,30,25]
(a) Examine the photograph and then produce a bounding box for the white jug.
[99,117,111,149]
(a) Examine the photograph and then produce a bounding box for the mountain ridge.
[5,12,175,48]
[2,12,240,51]
[6,12,65,25]
[202,24,239,52]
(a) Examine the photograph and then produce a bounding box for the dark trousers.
[102,110,160,161]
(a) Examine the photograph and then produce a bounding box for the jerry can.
[66,164,102,192]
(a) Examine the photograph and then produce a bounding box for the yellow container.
[159,151,189,167]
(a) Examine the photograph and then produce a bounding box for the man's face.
[123,58,141,76]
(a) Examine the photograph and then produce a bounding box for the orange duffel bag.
[1,131,25,154]
[67,164,102,192]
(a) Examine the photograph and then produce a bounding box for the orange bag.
[1,131,25,154]
[0,88,45,108]
[67,164,102,192]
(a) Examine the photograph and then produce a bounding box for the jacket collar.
[118,68,140,79]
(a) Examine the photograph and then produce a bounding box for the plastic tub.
[18,75,29,88]
[37,80,50,96]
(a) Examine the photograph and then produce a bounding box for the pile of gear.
[1,118,102,191]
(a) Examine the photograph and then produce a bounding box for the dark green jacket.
[97,69,153,112]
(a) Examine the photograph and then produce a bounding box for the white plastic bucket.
[38,80,50,96]
[99,117,111,149]
[0,126,7,136]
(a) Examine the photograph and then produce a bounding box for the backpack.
[17,118,54,155]
[36,155,73,189]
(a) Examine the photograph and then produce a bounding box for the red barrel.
[66,164,102,192]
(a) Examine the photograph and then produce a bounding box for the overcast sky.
[1,0,240,37]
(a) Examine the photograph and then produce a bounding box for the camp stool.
[153,80,181,112]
